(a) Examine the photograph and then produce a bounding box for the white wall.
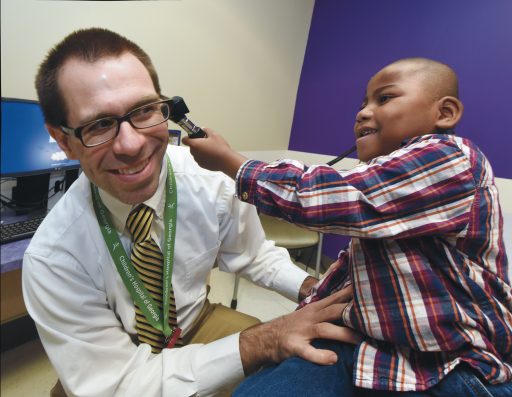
[1,0,314,151]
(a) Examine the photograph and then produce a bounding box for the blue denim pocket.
[432,365,512,397]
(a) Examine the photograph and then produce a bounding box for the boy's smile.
[353,61,441,162]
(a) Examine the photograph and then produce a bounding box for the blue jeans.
[234,340,512,397]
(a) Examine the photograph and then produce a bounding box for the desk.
[1,208,59,349]
[1,238,31,323]
[0,187,67,325]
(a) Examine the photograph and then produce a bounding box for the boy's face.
[353,62,439,162]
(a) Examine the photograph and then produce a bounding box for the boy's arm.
[186,130,476,239]
[238,137,476,239]
[183,128,246,179]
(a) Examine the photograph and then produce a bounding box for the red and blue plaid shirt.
[236,134,512,391]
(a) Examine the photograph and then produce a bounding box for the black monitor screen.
[1,98,80,177]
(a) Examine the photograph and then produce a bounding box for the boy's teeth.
[361,129,376,137]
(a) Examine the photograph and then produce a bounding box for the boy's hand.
[182,128,248,179]
[298,276,318,301]
[239,285,361,375]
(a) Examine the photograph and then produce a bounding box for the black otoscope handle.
[169,96,206,138]
[326,145,357,166]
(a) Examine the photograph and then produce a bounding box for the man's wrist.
[239,321,280,375]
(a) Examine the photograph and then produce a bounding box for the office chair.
[230,213,323,309]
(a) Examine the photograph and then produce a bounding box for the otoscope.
[325,145,357,166]
[169,95,356,165]
[169,96,206,138]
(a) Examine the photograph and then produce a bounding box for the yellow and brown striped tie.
[126,205,182,353]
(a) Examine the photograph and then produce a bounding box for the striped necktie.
[126,205,182,353]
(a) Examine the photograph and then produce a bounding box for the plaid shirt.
[236,134,512,391]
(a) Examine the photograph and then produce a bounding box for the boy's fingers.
[309,291,342,309]
[316,302,348,322]
[309,286,353,313]
[334,284,353,302]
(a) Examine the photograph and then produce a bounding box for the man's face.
[353,63,439,162]
[52,53,169,205]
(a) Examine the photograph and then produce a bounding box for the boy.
[184,58,512,396]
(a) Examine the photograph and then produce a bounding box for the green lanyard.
[91,155,177,339]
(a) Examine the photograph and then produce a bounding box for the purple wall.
[290,0,512,259]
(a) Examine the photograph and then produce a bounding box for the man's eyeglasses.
[60,99,172,148]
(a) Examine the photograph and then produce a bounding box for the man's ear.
[435,96,463,130]
[47,124,79,160]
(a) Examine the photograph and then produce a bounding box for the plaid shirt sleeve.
[237,135,476,239]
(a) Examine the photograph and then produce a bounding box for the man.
[22,28,359,396]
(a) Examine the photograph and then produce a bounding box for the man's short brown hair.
[35,28,161,127]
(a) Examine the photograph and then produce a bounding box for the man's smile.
[114,157,150,175]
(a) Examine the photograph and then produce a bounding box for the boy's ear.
[46,124,79,160]
[435,96,463,130]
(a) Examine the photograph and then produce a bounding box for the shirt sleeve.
[236,137,476,239]
[22,252,244,397]
[215,177,309,302]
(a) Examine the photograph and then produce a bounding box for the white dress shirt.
[22,145,308,397]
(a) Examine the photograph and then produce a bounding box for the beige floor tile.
[208,262,318,321]
[208,267,298,321]
[1,339,57,397]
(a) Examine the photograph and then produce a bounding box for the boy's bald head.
[355,57,463,162]
[382,58,459,100]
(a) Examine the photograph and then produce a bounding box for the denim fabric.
[234,340,512,397]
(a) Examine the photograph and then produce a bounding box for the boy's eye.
[378,94,393,104]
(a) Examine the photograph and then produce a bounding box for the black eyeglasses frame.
[59,98,173,148]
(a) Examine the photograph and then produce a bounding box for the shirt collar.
[98,159,168,232]
[400,130,457,147]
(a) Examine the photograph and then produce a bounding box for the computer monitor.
[168,129,181,146]
[1,97,80,213]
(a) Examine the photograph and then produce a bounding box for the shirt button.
[242,192,249,201]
